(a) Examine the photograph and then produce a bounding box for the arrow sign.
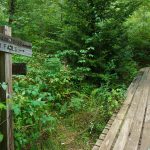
[0,33,32,57]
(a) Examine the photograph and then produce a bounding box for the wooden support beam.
[0,26,14,150]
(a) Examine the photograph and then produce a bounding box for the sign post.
[0,26,32,150]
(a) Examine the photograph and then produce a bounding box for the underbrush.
[12,53,128,149]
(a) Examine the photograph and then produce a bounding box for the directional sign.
[0,33,32,57]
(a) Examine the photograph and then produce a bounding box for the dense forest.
[0,0,150,149]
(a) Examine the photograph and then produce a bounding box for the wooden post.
[0,26,14,150]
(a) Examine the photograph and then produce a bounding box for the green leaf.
[1,82,8,90]
[0,103,6,110]
[0,133,3,142]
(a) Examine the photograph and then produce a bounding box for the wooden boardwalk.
[93,67,150,150]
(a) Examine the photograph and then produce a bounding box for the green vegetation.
[0,0,150,149]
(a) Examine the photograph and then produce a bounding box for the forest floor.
[52,115,100,150]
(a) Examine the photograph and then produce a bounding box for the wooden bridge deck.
[93,67,150,150]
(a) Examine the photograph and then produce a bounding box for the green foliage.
[0,1,8,25]
[125,2,150,66]
[11,0,62,53]
[13,53,74,148]
[0,82,8,90]
[0,101,6,144]
[0,103,6,110]
[91,85,125,115]
[12,51,126,149]
[0,0,149,149]
[58,0,139,85]
[69,97,84,112]
[89,85,125,134]
[13,94,56,149]
[0,133,3,142]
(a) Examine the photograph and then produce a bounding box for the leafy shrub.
[69,97,84,112]
[89,85,126,134]
[91,85,125,116]
[13,53,82,148]
[13,95,56,149]
[0,103,6,143]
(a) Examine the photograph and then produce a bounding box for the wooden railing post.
[0,26,14,150]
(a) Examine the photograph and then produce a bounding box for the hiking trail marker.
[0,26,32,150]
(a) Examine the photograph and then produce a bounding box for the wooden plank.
[93,115,115,149]
[98,69,144,150]
[0,26,14,150]
[139,80,150,150]
[99,134,106,140]
[113,68,150,150]
[0,39,32,57]
[107,114,116,125]
[124,68,150,150]
[95,139,103,146]
[12,63,27,75]
[92,145,100,150]
[102,128,109,135]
